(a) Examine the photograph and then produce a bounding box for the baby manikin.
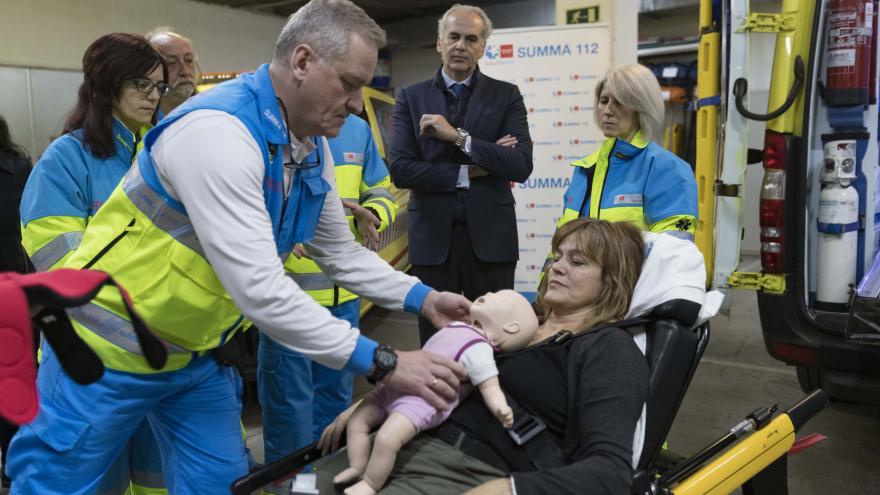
[334,289,539,495]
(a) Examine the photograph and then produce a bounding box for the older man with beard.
[147,27,199,117]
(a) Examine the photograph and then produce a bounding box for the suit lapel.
[463,68,488,131]
[426,84,447,117]
[425,69,448,117]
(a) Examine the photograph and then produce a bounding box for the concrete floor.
[241,289,880,494]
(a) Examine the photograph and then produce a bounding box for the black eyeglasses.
[277,97,323,170]
[129,79,172,97]
[283,145,322,170]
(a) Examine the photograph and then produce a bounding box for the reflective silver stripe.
[365,200,392,223]
[287,271,334,291]
[360,187,395,203]
[340,196,358,202]
[68,302,190,355]
[122,166,206,258]
[30,231,83,271]
[662,230,695,242]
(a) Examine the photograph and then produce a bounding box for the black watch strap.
[367,345,397,385]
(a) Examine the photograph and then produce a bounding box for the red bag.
[0,269,166,425]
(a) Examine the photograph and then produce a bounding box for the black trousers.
[411,224,515,345]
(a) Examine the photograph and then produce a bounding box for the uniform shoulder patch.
[342,152,365,164]
[613,193,643,205]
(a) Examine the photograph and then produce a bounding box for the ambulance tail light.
[770,341,816,366]
[760,130,787,273]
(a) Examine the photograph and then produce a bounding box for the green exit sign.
[567,6,600,24]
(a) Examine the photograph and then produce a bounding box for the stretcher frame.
[231,308,828,495]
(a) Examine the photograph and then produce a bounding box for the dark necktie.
[450,82,465,99]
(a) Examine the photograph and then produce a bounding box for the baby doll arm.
[460,342,513,428]
[477,376,514,428]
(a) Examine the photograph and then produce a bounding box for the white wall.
[0,0,285,72]
[0,0,286,158]
[556,0,636,65]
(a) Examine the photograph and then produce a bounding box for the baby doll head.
[470,290,539,352]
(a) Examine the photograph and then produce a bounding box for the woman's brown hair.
[64,33,166,158]
[536,218,645,330]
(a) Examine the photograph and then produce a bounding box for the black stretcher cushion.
[637,298,709,471]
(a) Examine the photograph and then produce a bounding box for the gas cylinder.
[816,139,860,307]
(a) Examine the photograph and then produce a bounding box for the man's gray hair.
[145,26,194,48]
[593,63,665,142]
[437,4,493,40]
[273,0,386,66]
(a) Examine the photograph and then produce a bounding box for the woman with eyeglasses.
[20,32,168,271]
[18,32,168,494]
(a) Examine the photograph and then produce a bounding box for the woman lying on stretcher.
[315,217,712,495]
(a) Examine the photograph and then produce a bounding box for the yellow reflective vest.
[62,66,331,373]
[541,132,698,277]
[283,115,398,307]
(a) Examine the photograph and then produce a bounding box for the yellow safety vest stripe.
[21,216,88,271]
[284,163,398,307]
[597,206,649,230]
[651,214,697,235]
[63,171,244,373]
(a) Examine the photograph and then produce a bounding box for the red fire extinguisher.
[826,0,876,106]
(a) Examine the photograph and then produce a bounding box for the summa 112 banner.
[481,24,611,298]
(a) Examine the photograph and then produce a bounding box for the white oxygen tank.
[817,139,860,307]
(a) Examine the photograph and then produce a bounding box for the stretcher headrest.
[0,269,167,425]
[627,232,724,326]
[650,299,701,327]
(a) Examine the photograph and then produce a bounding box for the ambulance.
[707,0,880,403]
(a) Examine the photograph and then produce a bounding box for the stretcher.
[231,296,828,495]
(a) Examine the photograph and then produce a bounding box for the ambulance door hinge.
[716,183,741,197]
[727,271,786,294]
[737,13,796,33]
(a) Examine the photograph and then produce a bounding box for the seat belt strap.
[505,395,568,470]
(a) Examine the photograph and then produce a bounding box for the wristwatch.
[366,345,398,385]
[454,128,470,151]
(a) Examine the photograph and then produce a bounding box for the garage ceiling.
[199,0,511,25]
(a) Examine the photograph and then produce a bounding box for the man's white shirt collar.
[441,69,473,88]
[287,131,317,164]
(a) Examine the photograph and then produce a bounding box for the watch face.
[376,347,396,368]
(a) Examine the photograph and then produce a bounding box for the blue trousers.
[95,420,165,494]
[7,344,248,494]
[257,298,359,464]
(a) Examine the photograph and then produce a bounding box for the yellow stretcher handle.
[672,414,796,495]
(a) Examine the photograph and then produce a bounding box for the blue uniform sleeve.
[643,148,698,228]
[404,282,432,314]
[20,136,91,226]
[344,335,379,375]
[19,136,93,268]
[361,127,388,187]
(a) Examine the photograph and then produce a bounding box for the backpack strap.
[0,269,168,426]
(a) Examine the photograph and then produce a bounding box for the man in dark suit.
[389,4,533,343]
